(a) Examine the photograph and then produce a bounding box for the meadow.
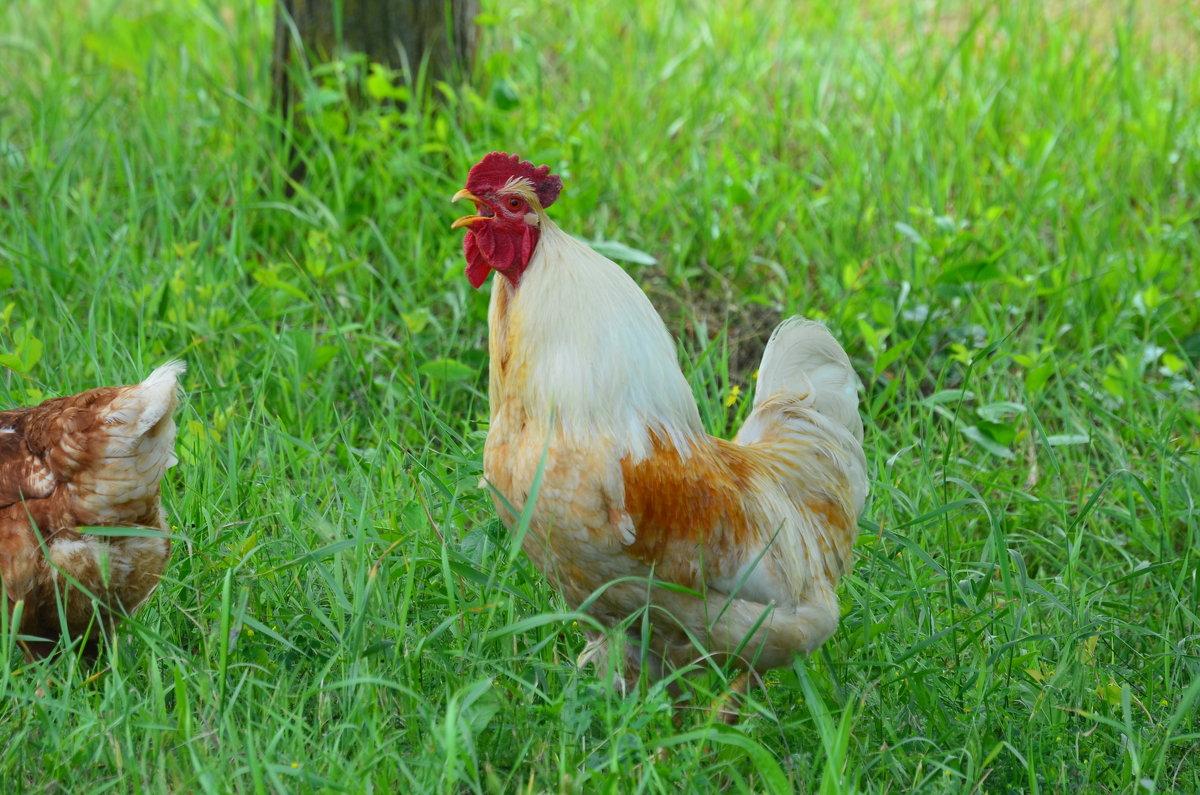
[1,0,1198,791]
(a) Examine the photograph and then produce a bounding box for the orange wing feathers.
[619,433,756,579]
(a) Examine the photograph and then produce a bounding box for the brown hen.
[0,362,184,659]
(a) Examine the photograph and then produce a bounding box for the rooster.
[452,153,867,692]
[0,362,184,659]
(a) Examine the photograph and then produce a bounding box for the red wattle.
[462,221,540,288]
[464,233,491,288]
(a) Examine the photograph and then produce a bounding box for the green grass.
[1,0,1198,791]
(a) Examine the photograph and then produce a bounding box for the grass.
[1,0,1198,790]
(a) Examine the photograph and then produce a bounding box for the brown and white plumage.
[453,153,867,687]
[0,361,184,658]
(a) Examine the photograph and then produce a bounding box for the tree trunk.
[272,0,479,187]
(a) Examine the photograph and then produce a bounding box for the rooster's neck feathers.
[490,219,703,460]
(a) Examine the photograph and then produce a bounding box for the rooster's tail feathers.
[750,318,862,441]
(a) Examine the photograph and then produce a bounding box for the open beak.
[451,189,487,229]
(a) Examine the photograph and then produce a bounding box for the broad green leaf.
[419,358,477,382]
[490,79,520,111]
[20,335,42,372]
[365,63,409,102]
[976,419,1017,445]
[977,401,1027,422]
[960,424,1015,458]
[402,309,432,335]
[1025,361,1055,394]
[1047,433,1090,446]
[586,239,658,266]
[0,352,24,373]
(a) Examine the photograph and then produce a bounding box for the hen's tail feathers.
[750,317,863,442]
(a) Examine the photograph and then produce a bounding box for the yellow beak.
[451,189,486,229]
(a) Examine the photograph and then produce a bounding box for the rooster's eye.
[507,198,521,210]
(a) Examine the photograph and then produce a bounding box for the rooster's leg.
[577,630,632,695]
[711,671,752,724]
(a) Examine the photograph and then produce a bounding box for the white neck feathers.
[490,219,702,460]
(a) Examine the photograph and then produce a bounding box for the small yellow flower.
[291,762,299,769]
[725,385,742,407]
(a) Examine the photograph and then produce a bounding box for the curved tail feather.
[743,317,863,443]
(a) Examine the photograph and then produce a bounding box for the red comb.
[465,152,563,209]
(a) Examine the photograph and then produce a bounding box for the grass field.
[2,0,1199,791]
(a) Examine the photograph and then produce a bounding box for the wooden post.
[272,0,479,188]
